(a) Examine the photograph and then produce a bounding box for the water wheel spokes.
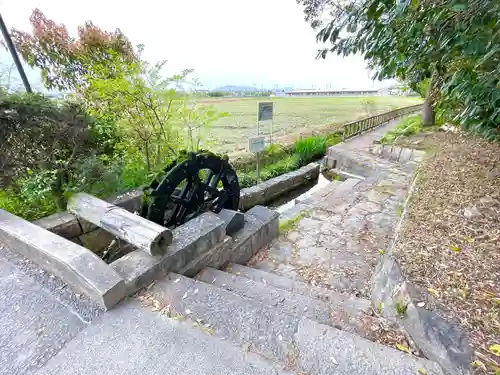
[141,151,240,228]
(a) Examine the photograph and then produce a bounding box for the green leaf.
[451,3,467,12]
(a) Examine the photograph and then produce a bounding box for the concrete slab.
[197,267,333,326]
[35,300,292,375]
[239,163,319,210]
[0,246,101,375]
[150,273,300,362]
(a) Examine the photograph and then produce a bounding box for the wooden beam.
[68,193,172,256]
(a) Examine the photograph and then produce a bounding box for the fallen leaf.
[427,288,440,297]
[489,344,500,356]
[379,249,385,255]
[449,245,461,252]
[417,369,427,374]
[395,343,410,353]
[471,360,485,369]
[463,236,474,243]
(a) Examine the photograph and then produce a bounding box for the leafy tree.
[297,0,500,136]
[11,8,136,92]
[85,58,194,171]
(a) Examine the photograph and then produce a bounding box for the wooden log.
[67,192,172,256]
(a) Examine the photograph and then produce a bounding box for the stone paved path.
[253,118,423,298]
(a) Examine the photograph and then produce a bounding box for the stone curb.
[239,163,320,210]
[0,209,126,310]
[370,161,473,375]
[110,206,279,296]
[110,212,226,295]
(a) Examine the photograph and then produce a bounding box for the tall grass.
[294,136,328,165]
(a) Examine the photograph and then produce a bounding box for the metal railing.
[342,103,423,141]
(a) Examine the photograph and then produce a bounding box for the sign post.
[258,102,274,144]
[248,136,265,181]
[252,102,274,182]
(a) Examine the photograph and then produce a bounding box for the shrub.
[237,154,301,188]
[325,132,342,147]
[380,115,423,144]
[0,187,57,221]
[0,92,103,209]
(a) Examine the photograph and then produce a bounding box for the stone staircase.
[33,136,446,375]
[122,144,442,375]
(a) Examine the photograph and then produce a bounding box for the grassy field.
[200,96,422,154]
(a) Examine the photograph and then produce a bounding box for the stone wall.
[239,162,320,211]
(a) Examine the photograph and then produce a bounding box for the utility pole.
[0,13,32,93]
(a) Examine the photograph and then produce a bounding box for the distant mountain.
[213,85,260,92]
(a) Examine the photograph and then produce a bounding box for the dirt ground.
[393,130,500,374]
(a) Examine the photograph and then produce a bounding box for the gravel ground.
[393,130,500,374]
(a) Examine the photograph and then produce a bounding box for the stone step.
[251,246,369,295]
[294,318,444,375]
[149,272,300,363]
[148,273,444,375]
[325,148,398,177]
[36,298,293,375]
[197,267,402,344]
[370,144,425,164]
[224,263,370,313]
[197,267,332,326]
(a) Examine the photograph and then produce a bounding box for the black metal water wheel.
[141,151,240,228]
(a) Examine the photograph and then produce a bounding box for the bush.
[232,143,292,173]
[0,187,57,221]
[0,92,111,209]
[380,115,423,144]
[237,154,302,188]
[325,133,342,147]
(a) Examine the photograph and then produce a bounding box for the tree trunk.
[154,144,161,168]
[52,169,67,210]
[421,74,436,126]
[144,141,151,171]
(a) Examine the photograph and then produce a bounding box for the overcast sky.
[0,0,387,90]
